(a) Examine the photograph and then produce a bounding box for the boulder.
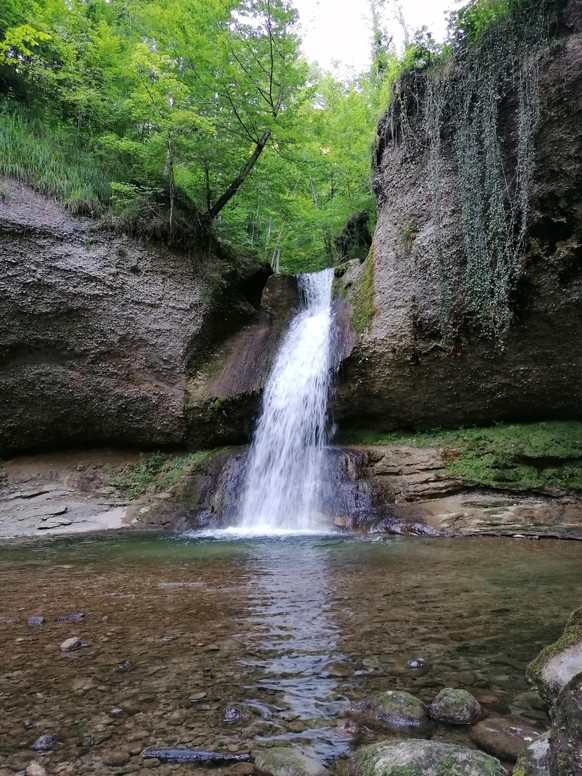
[513,733,550,776]
[358,690,429,731]
[253,747,329,776]
[428,687,482,725]
[527,607,582,707]
[349,740,508,776]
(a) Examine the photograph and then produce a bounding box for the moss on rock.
[428,688,482,725]
[253,747,329,776]
[513,733,550,776]
[526,607,582,706]
[349,740,508,776]
[360,690,429,730]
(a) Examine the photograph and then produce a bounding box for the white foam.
[238,269,335,531]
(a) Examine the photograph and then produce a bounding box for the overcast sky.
[293,0,455,76]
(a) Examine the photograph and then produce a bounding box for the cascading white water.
[239,268,335,532]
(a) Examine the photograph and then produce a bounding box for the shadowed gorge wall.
[0,179,269,455]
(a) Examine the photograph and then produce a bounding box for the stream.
[1,532,581,774]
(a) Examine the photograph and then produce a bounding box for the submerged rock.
[27,616,45,627]
[253,747,329,776]
[428,687,482,725]
[469,717,542,763]
[142,748,252,765]
[359,690,429,731]
[349,739,508,776]
[32,734,54,752]
[60,637,83,653]
[56,612,86,623]
[527,607,582,707]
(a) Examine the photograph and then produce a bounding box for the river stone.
[360,690,429,730]
[32,734,54,751]
[253,747,329,776]
[513,733,550,776]
[26,764,47,776]
[60,636,82,652]
[470,717,542,763]
[547,672,582,776]
[102,749,131,766]
[526,607,582,707]
[349,740,508,776]
[428,688,482,725]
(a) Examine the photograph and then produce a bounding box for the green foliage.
[0,101,112,214]
[112,450,216,500]
[336,421,582,492]
[0,0,390,271]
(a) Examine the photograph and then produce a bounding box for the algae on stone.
[513,733,550,776]
[350,739,508,776]
[360,690,429,730]
[526,607,582,706]
[428,687,482,725]
[253,747,329,776]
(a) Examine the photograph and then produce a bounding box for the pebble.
[56,612,86,623]
[26,764,46,776]
[60,637,83,652]
[102,749,131,766]
[230,765,254,775]
[32,734,54,752]
[189,692,207,703]
[27,616,45,627]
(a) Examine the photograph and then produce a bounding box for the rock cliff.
[336,0,582,431]
[0,179,272,455]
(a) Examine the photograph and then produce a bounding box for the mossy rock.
[513,733,550,776]
[253,747,329,776]
[349,740,508,776]
[428,688,482,725]
[547,672,582,776]
[360,690,429,730]
[526,607,582,707]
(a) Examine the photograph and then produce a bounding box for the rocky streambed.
[1,533,582,775]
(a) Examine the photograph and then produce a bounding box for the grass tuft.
[111,450,216,500]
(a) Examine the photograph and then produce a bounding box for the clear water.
[239,269,335,531]
[1,533,581,774]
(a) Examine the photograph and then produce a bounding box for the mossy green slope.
[335,421,582,492]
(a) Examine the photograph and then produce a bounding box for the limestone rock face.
[0,179,269,454]
[336,2,582,431]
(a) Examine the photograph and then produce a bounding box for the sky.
[293,0,456,76]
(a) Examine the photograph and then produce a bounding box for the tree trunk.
[208,128,271,220]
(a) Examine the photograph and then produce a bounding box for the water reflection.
[1,533,582,772]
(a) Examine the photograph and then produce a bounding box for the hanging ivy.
[382,0,562,340]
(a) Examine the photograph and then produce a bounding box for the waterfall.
[239,268,335,532]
